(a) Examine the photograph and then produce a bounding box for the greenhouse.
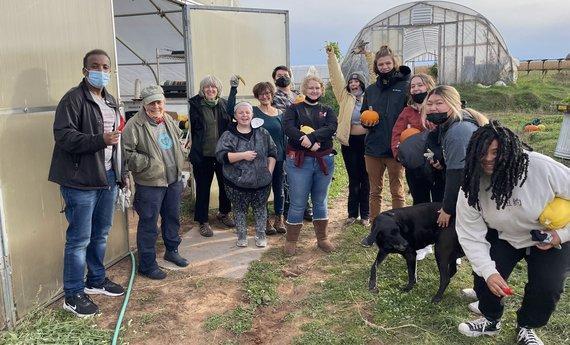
[342,1,517,85]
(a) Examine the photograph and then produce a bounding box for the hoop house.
[342,1,517,85]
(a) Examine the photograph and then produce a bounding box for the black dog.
[367,202,464,303]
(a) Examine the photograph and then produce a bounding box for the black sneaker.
[517,327,544,345]
[139,268,167,280]
[63,293,99,317]
[360,236,374,248]
[84,278,124,297]
[164,250,189,267]
[458,317,501,337]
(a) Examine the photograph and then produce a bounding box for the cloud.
[241,0,570,64]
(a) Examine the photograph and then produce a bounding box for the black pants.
[474,229,569,328]
[134,181,183,274]
[341,134,370,219]
[405,167,444,205]
[192,156,231,224]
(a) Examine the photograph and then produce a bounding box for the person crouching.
[215,102,277,247]
[122,85,189,280]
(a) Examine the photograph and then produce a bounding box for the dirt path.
[95,195,354,344]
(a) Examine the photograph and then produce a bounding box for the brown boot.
[266,218,277,235]
[313,219,334,253]
[274,215,286,234]
[284,223,302,255]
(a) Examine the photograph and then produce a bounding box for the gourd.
[524,124,540,132]
[539,197,570,230]
[400,127,421,142]
[537,124,546,131]
[294,95,305,104]
[360,106,380,124]
[300,125,315,135]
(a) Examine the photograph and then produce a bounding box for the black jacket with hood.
[215,123,277,190]
[48,79,123,190]
[188,86,237,165]
[361,66,411,158]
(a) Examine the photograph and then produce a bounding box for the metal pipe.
[118,61,185,66]
[115,36,159,84]
[148,0,184,37]
[114,10,181,18]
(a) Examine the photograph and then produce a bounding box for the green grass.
[203,259,283,335]
[455,71,569,112]
[0,308,112,345]
[288,223,570,345]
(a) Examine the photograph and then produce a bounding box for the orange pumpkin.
[524,124,540,132]
[400,127,421,142]
[360,106,380,124]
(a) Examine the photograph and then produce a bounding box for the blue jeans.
[284,154,334,224]
[61,170,117,297]
[271,161,285,215]
[134,181,183,274]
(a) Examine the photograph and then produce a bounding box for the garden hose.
[111,250,136,345]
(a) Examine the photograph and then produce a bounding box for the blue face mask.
[86,70,110,89]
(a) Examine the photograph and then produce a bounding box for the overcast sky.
[240,0,569,66]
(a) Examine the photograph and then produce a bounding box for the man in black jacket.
[48,49,125,317]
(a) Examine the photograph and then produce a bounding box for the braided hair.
[462,120,532,210]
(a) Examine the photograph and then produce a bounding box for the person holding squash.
[282,75,338,255]
[422,85,488,229]
[360,45,411,220]
[326,44,371,226]
[456,121,570,345]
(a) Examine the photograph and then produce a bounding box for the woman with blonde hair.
[282,75,338,255]
[422,85,488,228]
[360,45,411,219]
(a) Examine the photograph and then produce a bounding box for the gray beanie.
[347,71,366,86]
[141,85,165,105]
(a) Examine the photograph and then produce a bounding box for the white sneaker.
[458,317,501,337]
[416,245,433,261]
[517,327,544,345]
[255,236,267,248]
[461,288,478,301]
[236,238,248,247]
[468,301,482,315]
[456,258,462,265]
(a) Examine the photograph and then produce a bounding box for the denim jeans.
[271,161,285,215]
[284,154,334,224]
[61,170,117,297]
[134,181,183,274]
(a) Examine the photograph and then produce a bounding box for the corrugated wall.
[0,0,128,326]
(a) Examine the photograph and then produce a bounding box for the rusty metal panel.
[0,0,128,324]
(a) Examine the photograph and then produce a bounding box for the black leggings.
[341,134,370,219]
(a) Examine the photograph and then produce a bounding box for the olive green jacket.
[122,109,185,187]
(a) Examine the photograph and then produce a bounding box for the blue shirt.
[253,107,285,161]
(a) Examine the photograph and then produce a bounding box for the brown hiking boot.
[199,223,213,237]
[274,215,286,234]
[284,223,302,256]
[313,219,334,253]
[266,218,277,235]
[217,213,235,228]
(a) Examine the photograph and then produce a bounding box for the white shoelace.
[518,328,541,345]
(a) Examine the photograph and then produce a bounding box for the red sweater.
[391,106,429,158]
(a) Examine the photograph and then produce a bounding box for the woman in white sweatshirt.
[455,121,569,345]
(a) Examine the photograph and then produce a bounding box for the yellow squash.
[300,125,315,135]
[539,197,570,230]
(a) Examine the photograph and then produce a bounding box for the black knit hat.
[346,71,366,92]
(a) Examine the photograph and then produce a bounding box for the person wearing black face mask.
[423,85,489,230]
[360,45,411,221]
[272,65,300,112]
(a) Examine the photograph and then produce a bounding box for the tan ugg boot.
[313,219,334,253]
[284,223,302,255]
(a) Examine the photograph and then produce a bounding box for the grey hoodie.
[216,123,277,190]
